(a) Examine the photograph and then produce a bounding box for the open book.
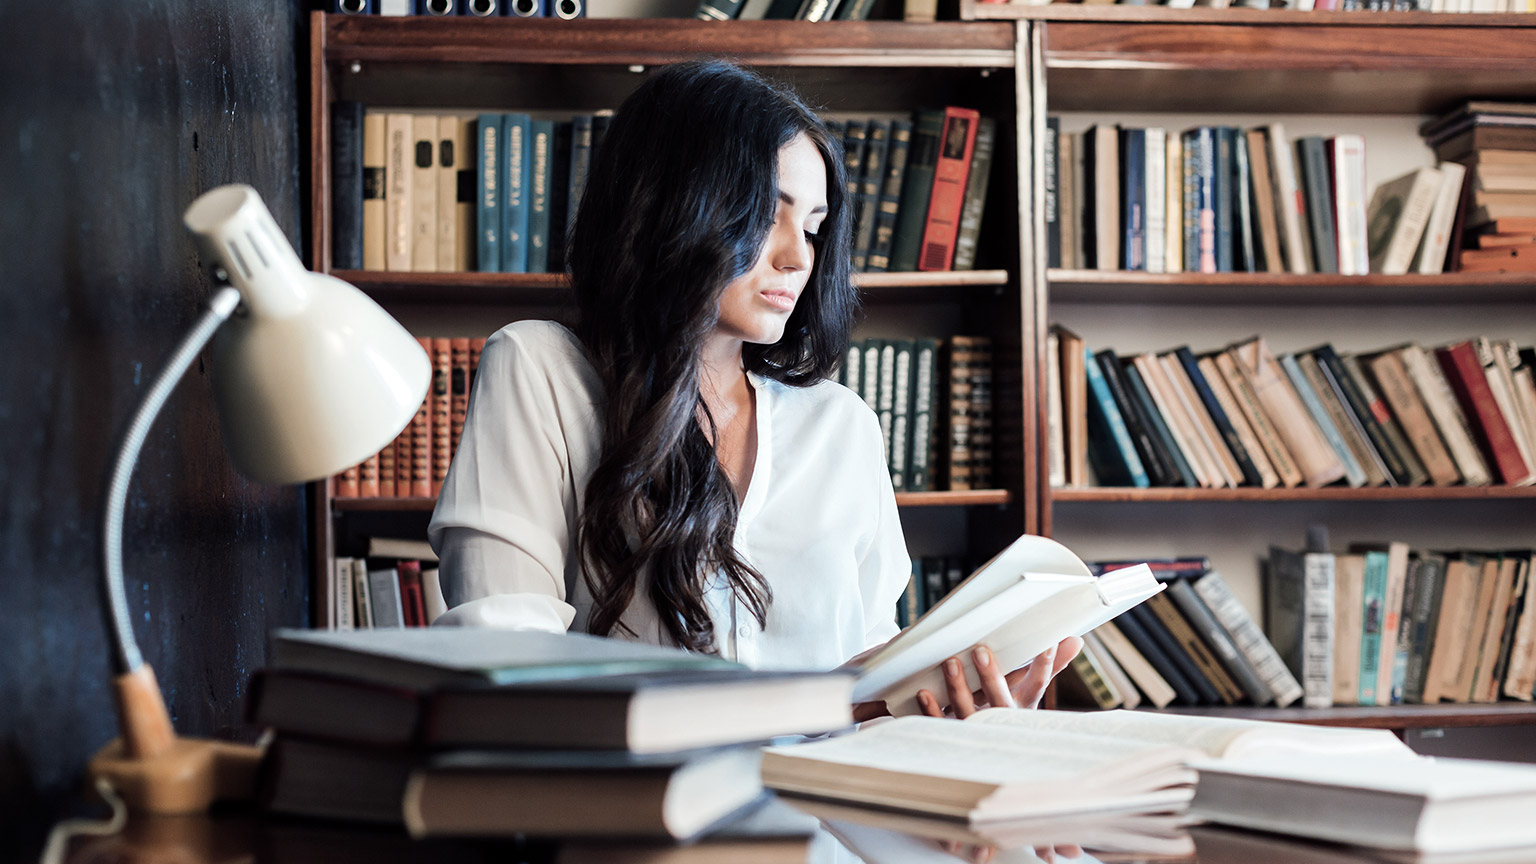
[760,708,1411,825]
[850,534,1162,715]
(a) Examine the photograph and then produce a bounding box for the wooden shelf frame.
[1048,269,1536,305]
[1052,485,1536,503]
[332,489,1013,513]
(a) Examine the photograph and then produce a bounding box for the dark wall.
[0,0,310,854]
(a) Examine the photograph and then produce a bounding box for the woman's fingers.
[943,656,978,718]
[917,689,944,717]
[972,646,1016,709]
[1004,636,1084,708]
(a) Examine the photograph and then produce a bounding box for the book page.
[964,709,1412,760]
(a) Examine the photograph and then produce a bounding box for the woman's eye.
[804,231,820,243]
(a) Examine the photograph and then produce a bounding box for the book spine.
[867,119,912,273]
[890,339,915,491]
[547,121,572,274]
[946,338,981,490]
[331,100,366,271]
[1096,350,1174,487]
[450,337,470,458]
[1122,360,1198,487]
[1213,127,1235,273]
[334,557,355,631]
[1111,608,1203,705]
[1366,351,1461,485]
[526,119,552,274]
[1357,551,1388,704]
[377,430,397,498]
[1083,344,1150,487]
[1167,578,1275,705]
[1233,127,1257,272]
[476,114,500,273]
[362,111,388,271]
[877,341,896,484]
[1333,135,1370,276]
[1404,555,1448,703]
[1404,344,1493,486]
[410,337,433,497]
[1194,572,1304,707]
[1120,127,1146,271]
[1145,126,1166,274]
[1150,593,1245,704]
[1302,552,1337,708]
[1282,353,1368,487]
[430,338,451,496]
[1044,116,1060,270]
[385,113,414,272]
[1326,348,1426,486]
[501,113,530,273]
[694,0,744,18]
[358,450,380,498]
[909,338,939,492]
[951,117,997,273]
[851,120,888,272]
[1164,130,1182,274]
[890,110,944,272]
[410,114,439,272]
[1298,136,1339,274]
[1437,341,1532,485]
[1265,123,1312,275]
[1094,620,1178,708]
[566,115,593,245]
[1178,347,1262,487]
[918,107,980,272]
[435,115,460,273]
[1192,127,1217,273]
[1135,601,1225,704]
[1089,124,1120,271]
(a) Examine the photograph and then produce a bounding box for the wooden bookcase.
[306,12,1034,641]
[308,10,1536,732]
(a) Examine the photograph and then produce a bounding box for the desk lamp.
[87,185,431,813]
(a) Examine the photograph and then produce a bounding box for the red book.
[394,431,412,498]
[917,106,980,272]
[334,467,360,499]
[359,452,380,498]
[450,337,471,458]
[377,436,397,498]
[1435,341,1533,486]
[431,337,452,497]
[470,337,487,398]
[397,560,426,628]
[410,337,434,498]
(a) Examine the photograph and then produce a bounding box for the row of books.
[1422,102,1536,273]
[330,103,999,276]
[1050,327,1536,490]
[1015,0,1536,10]
[328,0,585,17]
[327,555,445,630]
[250,627,853,837]
[833,109,999,274]
[1267,534,1536,709]
[837,335,994,493]
[334,336,487,499]
[694,0,881,20]
[1046,120,1466,276]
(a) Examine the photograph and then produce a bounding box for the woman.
[428,59,1078,720]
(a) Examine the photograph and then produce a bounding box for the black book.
[851,120,889,272]
[1121,359,1198,487]
[1095,349,1176,487]
[1127,604,1223,705]
[547,120,572,274]
[1165,578,1276,706]
[1403,552,1448,704]
[1110,608,1203,705]
[1297,136,1339,274]
[1046,116,1061,269]
[1310,344,1424,487]
[331,100,366,270]
[1213,126,1236,273]
[1174,346,1263,487]
[1233,130,1258,273]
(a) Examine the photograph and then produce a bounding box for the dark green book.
[952,116,997,272]
[889,109,945,272]
[852,120,889,272]
[908,337,940,492]
[840,119,868,202]
[1403,552,1448,704]
[867,119,912,272]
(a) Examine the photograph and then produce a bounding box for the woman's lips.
[760,289,796,311]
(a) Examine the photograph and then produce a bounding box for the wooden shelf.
[1159,702,1536,730]
[1048,269,1536,305]
[1052,485,1536,503]
[333,268,1011,306]
[333,489,1012,513]
[969,4,1536,26]
[322,15,1017,68]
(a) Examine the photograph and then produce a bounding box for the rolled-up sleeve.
[428,323,600,630]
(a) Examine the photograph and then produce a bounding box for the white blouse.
[428,320,912,671]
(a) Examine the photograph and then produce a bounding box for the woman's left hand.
[916,636,1083,719]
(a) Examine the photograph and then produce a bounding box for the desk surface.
[53,798,1532,864]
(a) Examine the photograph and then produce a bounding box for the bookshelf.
[307,13,1032,634]
[999,10,1536,731]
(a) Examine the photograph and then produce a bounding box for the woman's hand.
[916,636,1082,719]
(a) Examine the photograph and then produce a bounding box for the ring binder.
[331,0,374,13]
[507,0,544,16]
[551,0,584,17]
[417,0,456,14]
[464,0,498,13]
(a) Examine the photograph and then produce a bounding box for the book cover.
[475,113,500,272]
[1194,572,1305,707]
[1123,357,1198,488]
[526,119,552,274]
[410,114,439,272]
[889,109,944,272]
[385,112,414,272]
[1281,353,1368,488]
[1120,126,1146,271]
[851,119,889,272]
[1367,166,1442,276]
[952,117,997,273]
[918,107,980,272]
[1297,352,1388,487]
[1244,128,1284,273]
[1296,136,1338,274]
[362,110,388,271]
[500,113,530,273]
[1084,344,1150,487]
[1146,126,1167,274]
[1266,545,1336,708]
[331,100,365,271]
[1045,116,1060,269]
[867,119,912,273]
[430,338,452,496]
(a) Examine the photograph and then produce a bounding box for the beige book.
[1413,162,1467,276]
[1514,366,1536,468]
[1160,352,1242,487]
[1366,166,1441,276]
[1364,350,1460,486]
[1244,128,1284,274]
[1054,326,1089,487]
[362,111,387,270]
[453,117,475,272]
[1478,338,1536,481]
[1298,353,1387,487]
[1165,130,1182,275]
[1263,122,1311,275]
[1399,344,1492,486]
[1084,630,1141,710]
[1200,356,1280,489]
[1047,330,1065,488]
[1061,641,1124,709]
[1422,557,1479,703]
[1472,555,1519,703]
[1093,619,1177,709]
[1089,124,1119,270]
[1503,554,1536,700]
[1213,351,1303,488]
[1332,554,1365,707]
[1059,132,1079,271]
[1135,353,1215,488]
[1229,337,1346,488]
[411,114,439,272]
[385,113,414,272]
[435,116,461,273]
[1455,555,1501,703]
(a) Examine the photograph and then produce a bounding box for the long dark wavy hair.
[568,60,857,653]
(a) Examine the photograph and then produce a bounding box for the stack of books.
[249,628,855,839]
[1051,328,1536,491]
[1422,101,1536,274]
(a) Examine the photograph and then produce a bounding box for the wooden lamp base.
[87,665,264,814]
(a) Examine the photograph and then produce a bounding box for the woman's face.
[713,132,828,348]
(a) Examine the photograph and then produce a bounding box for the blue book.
[1213,126,1235,273]
[501,113,531,273]
[527,119,553,274]
[476,114,501,273]
[1175,347,1262,487]
[1186,127,1216,273]
[566,115,594,243]
[1281,353,1367,487]
[1083,344,1149,488]
[1122,360,1198,488]
[1120,127,1146,271]
[1358,550,1389,705]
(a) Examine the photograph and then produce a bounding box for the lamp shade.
[184,185,430,484]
